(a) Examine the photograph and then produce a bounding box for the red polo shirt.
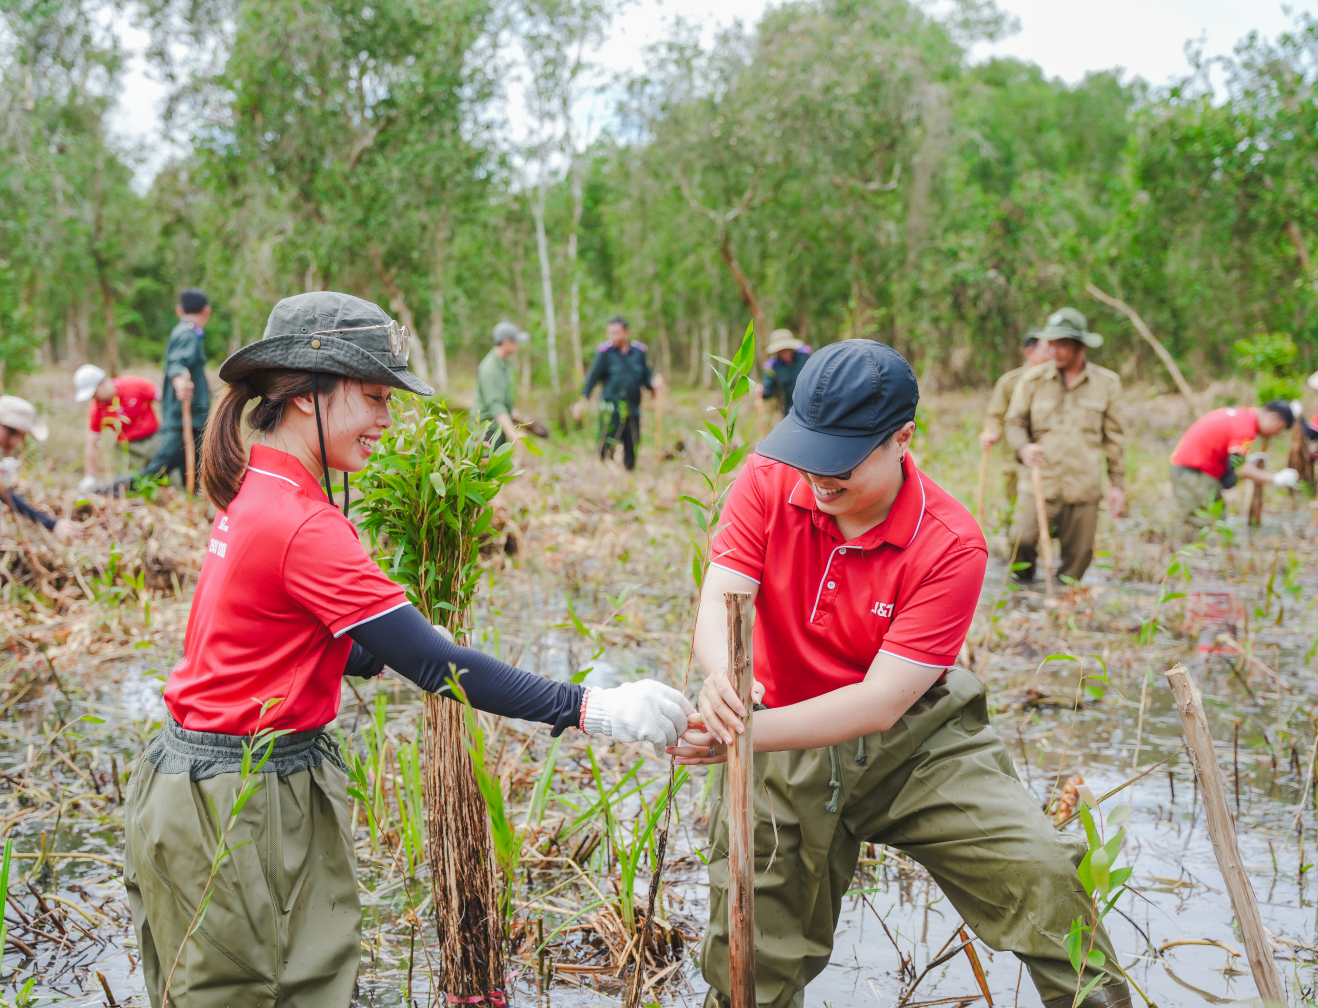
[710,453,988,708]
[1170,407,1259,480]
[164,444,408,735]
[88,376,159,442]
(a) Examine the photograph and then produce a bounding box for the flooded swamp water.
[6,391,1318,1007]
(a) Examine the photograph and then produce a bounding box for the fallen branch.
[1085,283,1198,417]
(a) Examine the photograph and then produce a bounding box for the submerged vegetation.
[3,375,1318,1005]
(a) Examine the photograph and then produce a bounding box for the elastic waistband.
[143,717,347,782]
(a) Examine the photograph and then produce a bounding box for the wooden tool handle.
[181,398,196,495]
[724,591,756,1008]
[1031,466,1053,596]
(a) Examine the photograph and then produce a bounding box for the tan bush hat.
[0,396,48,441]
[765,329,805,355]
[1306,370,1318,393]
[1037,307,1103,348]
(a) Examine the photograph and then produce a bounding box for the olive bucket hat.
[218,291,435,396]
[1037,307,1104,348]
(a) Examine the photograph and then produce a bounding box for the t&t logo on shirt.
[871,601,893,618]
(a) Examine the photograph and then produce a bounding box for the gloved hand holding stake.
[583,680,695,752]
[1274,467,1301,489]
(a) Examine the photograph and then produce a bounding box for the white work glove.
[0,457,17,485]
[1274,468,1301,489]
[582,680,696,752]
[77,475,97,493]
[1292,400,1305,422]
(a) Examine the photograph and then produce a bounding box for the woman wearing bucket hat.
[124,291,694,1008]
[0,395,79,540]
[755,329,811,416]
[667,339,1130,1008]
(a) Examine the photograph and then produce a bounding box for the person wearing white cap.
[755,329,811,416]
[73,364,162,493]
[0,395,79,540]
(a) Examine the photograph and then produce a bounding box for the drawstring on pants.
[825,738,868,813]
[825,746,841,813]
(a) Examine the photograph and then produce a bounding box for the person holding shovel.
[138,287,210,487]
[668,339,1130,1008]
[124,291,694,1008]
[572,316,664,471]
[1005,308,1126,585]
[979,329,1052,505]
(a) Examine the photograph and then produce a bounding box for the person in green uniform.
[571,316,663,471]
[140,288,211,485]
[474,321,529,448]
[980,330,1053,504]
[756,328,811,416]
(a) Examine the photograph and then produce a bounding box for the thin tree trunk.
[90,155,120,375]
[431,216,451,393]
[652,283,672,380]
[718,320,729,364]
[683,318,698,388]
[369,244,430,385]
[567,154,585,381]
[532,175,560,394]
[718,232,768,349]
[1287,220,1312,272]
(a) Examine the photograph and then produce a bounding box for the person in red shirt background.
[1169,401,1296,531]
[73,365,161,492]
[124,291,693,1008]
[668,340,1129,1008]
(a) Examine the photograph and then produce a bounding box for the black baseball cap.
[756,339,919,477]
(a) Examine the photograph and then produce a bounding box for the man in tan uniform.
[980,330,1053,503]
[1006,308,1126,584]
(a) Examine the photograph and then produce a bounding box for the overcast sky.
[108,0,1309,188]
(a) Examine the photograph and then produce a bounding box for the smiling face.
[293,380,394,473]
[791,421,916,536]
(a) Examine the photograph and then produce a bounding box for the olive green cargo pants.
[124,757,360,1007]
[700,669,1121,1008]
[1009,497,1099,583]
[1170,465,1222,530]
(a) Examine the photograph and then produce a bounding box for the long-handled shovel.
[1031,466,1053,596]
[182,398,196,495]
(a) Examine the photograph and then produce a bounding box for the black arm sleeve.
[347,605,585,736]
[5,491,56,531]
[344,640,386,680]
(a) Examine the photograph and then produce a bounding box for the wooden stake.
[1249,436,1271,528]
[1287,414,1314,493]
[976,444,990,527]
[1031,466,1053,596]
[725,591,756,1008]
[958,928,993,1008]
[181,398,196,495]
[1165,665,1287,1007]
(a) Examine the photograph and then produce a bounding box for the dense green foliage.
[2,0,1316,392]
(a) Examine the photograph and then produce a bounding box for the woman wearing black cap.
[124,291,693,1008]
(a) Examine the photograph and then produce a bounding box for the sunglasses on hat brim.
[311,320,411,360]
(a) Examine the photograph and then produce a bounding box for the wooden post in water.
[1165,664,1286,1007]
[181,399,195,494]
[1249,436,1270,527]
[1031,466,1053,596]
[724,591,756,1008]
